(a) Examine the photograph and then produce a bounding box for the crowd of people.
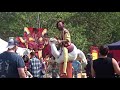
[1,37,120,78]
[0,20,120,78]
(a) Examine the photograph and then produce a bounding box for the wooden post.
[60,61,72,78]
[80,60,83,78]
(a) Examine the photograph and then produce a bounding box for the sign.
[90,46,99,60]
[92,50,98,60]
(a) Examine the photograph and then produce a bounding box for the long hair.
[56,20,64,28]
[22,55,29,63]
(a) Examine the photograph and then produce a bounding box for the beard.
[58,26,63,31]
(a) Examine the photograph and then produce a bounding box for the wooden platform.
[73,73,87,78]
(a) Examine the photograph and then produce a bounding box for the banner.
[16,27,47,59]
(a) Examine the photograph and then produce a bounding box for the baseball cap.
[87,53,92,56]
[7,39,18,49]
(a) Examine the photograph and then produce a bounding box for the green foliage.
[0,12,120,53]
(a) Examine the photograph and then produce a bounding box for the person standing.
[72,60,81,78]
[39,58,46,78]
[56,20,72,78]
[0,39,26,78]
[85,53,93,78]
[29,51,41,78]
[24,66,33,78]
[22,55,30,71]
[91,45,120,78]
[51,62,60,78]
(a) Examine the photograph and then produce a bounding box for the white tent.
[0,38,30,56]
[0,38,8,53]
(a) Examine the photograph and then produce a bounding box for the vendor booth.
[107,40,120,62]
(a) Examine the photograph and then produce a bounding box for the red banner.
[16,27,48,58]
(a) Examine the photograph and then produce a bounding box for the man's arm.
[18,68,26,78]
[91,60,95,78]
[17,56,26,78]
[112,58,120,75]
[91,66,95,78]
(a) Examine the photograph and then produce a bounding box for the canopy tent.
[107,40,120,62]
[0,38,8,53]
[107,40,120,50]
[0,38,30,56]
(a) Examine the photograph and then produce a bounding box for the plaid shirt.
[29,57,41,78]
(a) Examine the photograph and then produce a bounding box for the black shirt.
[93,57,115,78]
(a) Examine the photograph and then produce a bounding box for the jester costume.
[59,28,73,78]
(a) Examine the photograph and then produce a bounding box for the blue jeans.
[73,71,78,78]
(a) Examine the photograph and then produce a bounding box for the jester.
[56,20,72,78]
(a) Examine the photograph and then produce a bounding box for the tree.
[1,12,120,53]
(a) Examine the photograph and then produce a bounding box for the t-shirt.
[29,57,41,78]
[0,51,25,78]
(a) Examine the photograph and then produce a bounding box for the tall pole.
[80,60,83,78]
[37,13,43,59]
[37,13,40,28]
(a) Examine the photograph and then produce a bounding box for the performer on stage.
[56,20,72,78]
